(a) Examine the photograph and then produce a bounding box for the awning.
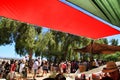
[0,0,120,39]
[74,42,120,54]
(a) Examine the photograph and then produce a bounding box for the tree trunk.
[29,51,33,60]
[28,49,33,73]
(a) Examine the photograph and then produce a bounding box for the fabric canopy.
[0,0,120,39]
[74,42,120,54]
[68,0,120,27]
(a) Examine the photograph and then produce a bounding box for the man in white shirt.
[33,59,39,80]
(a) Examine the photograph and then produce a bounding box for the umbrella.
[0,0,120,39]
[74,42,120,54]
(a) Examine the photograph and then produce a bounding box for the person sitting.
[101,61,120,80]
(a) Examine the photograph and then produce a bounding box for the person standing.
[41,61,48,77]
[37,57,42,74]
[33,59,39,80]
[66,61,71,73]
[19,60,25,79]
[10,60,16,80]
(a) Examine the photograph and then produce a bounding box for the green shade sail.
[67,0,120,27]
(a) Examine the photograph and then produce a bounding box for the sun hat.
[102,61,118,73]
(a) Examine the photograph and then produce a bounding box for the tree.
[0,17,17,45]
[35,31,55,57]
[110,39,119,46]
[15,23,37,58]
[44,30,66,63]
[45,30,91,62]
[0,17,43,58]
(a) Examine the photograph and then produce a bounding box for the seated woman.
[101,61,120,80]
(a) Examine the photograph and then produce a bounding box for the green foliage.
[110,39,119,46]
[35,31,55,57]
[102,38,109,44]
[102,52,120,61]
[0,17,17,45]
[15,23,37,55]
[95,39,108,44]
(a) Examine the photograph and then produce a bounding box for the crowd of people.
[0,56,120,80]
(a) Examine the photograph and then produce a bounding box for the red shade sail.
[0,0,120,39]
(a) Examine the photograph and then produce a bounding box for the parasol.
[74,42,120,54]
